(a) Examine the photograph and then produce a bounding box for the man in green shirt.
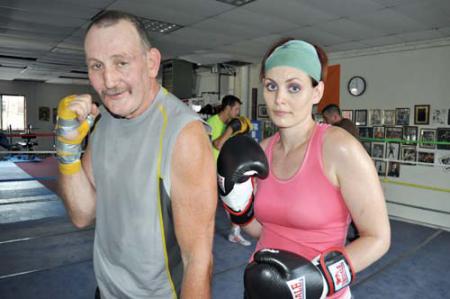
[207,95,251,246]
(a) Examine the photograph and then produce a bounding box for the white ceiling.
[0,0,449,84]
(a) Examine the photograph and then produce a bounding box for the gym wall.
[0,80,97,150]
[335,40,450,230]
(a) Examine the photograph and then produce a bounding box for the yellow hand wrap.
[55,96,94,175]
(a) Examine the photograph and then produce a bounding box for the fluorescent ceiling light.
[139,18,182,34]
[215,0,256,7]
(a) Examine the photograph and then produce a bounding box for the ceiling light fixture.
[139,17,183,34]
[215,0,256,7]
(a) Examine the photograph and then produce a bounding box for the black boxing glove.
[245,248,355,299]
[312,247,355,296]
[227,116,252,135]
[217,134,268,225]
[245,248,327,299]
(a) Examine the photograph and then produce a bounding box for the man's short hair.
[85,10,152,50]
[221,95,242,108]
[322,104,341,116]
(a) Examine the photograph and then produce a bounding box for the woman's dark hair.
[259,37,328,86]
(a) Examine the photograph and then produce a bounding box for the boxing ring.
[0,136,449,298]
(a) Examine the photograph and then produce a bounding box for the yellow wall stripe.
[381,178,450,193]
[156,104,178,299]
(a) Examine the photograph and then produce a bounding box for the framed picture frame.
[358,127,373,139]
[437,154,450,171]
[362,141,371,155]
[401,145,417,164]
[262,120,277,138]
[385,142,400,160]
[395,108,410,126]
[369,109,384,126]
[371,142,385,159]
[402,126,418,144]
[314,113,324,123]
[354,109,367,126]
[38,106,50,122]
[385,126,403,140]
[419,128,436,149]
[436,128,450,150]
[342,110,353,122]
[414,105,430,125]
[417,151,435,164]
[375,160,387,176]
[52,107,57,124]
[387,162,400,177]
[431,109,446,125]
[258,104,268,118]
[383,110,396,126]
[448,109,450,125]
[373,126,385,139]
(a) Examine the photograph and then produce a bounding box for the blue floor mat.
[0,260,96,299]
[352,230,450,299]
[0,228,93,278]
[356,219,437,282]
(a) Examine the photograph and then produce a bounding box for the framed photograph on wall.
[52,107,57,124]
[369,109,384,126]
[314,113,324,123]
[371,142,385,159]
[373,126,385,139]
[385,126,403,140]
[417,152,435,164]
[395,108,410,126]
[362,141,371,155]
[402,126,418,144]
[258,104,268,118]
[401,145,417,164]
[385,142,400,160]
[419,128,436,149]
[354,109,367,126]
[38,106,50,122]
[383,110,396,126]
[431,109,446,125]
[342,110,353,121]
[375,160,387,176]
[437,153,450,172]
[436,128,450,150]
[358,127,373,139]
[414,104,430,125]
[387,162,400,177]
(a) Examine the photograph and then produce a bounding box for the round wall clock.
[348,76,366,96]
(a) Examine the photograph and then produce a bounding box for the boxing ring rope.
[0,151,56,155]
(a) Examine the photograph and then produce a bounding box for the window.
[1,95,26,131]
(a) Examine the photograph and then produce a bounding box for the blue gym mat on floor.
[0,161,449,298]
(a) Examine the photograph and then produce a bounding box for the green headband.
[264,40,322,82]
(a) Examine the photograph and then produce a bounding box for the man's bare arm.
[59,145,96,228]
[171,121,217,299]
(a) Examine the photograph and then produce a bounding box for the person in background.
[322,103,360,242]
[56,10,216,298]
[207,95,252,246]
[321,104,359,139]
[218,38,390,298]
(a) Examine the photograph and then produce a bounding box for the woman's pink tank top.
[254,123,351,298]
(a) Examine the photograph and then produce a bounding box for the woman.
[243,38,391,298]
